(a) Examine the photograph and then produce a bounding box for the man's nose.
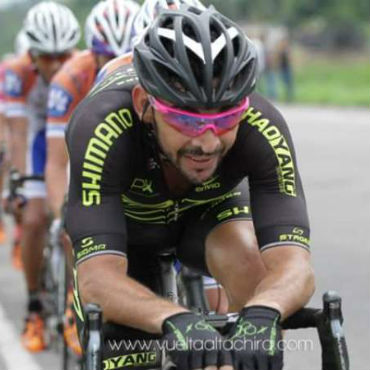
[190,129,221,154]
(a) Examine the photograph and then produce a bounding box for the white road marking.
[0,304,42,370]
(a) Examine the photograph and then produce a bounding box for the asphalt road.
[0,104,369,370]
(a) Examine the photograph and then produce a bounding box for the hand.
[3,193,27,217]
[227,306,283,370]
[162,312,232,370]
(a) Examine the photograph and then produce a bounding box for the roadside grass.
[257,51,369,107]
[293,53,369,107]
[294,55,370,107]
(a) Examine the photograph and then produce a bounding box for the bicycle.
[46,199,82,370]
[82,252,350,370]
[7,171,75,366]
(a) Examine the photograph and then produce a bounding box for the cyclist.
[2,1,80,352]
[66,6,314,370]
[0,59,9,245]
[1,29,30,265]
[46,0,140,220]
[46,0,140,355]
[97,0,228,313]
[96,0,205,81]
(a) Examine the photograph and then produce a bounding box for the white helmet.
[23,1,81,54]
[14,30,30,56]
[132,0,205,43]
[85,0,140,57]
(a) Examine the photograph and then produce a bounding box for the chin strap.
[141,101,170,163]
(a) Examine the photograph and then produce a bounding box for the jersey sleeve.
[47,69,87,139]
[65,89,136,265]
[239,96,310,252]
[0,65,5,114]
[3,63,29,118]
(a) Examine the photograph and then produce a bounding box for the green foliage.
[294,55,369,106]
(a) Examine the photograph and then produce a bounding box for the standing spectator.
[278,36,294,102]
[261,32,278,100]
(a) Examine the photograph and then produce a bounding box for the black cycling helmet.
[133,5,257,110]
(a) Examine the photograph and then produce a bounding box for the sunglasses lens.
[150,97,247,136]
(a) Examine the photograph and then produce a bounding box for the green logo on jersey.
[82,109,133,206]
[103,352,157,370]
[76,237,107,261]
[130,178,154,194]
[217,206,250,221]
[242,107,297,197]
[81,237,94,248]
[195,176,221,192]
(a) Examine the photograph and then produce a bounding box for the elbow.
[306,264,316,298]
[300,263,316,305]
[78,267,103,307]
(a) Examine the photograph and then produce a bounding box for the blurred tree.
[0,0,368,54]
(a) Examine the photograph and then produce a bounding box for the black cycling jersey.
[66,64,310,268]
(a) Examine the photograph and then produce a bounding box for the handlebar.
[83,291,349,370]
[84,304,103,370]
[7,169,44,201]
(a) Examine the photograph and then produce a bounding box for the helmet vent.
[232,36,240,57]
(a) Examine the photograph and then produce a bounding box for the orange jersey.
[47,50,98,138]
[0,62,6,114]
[94,52,133,84]
[3,53,48,133]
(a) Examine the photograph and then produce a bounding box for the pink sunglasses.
[148,96,249,137]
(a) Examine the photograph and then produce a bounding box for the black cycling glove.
[227,306,283,370]
[162,312,232,370]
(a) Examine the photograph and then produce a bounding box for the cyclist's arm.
[78,254,188,334]
[8,116,28,174]
[46,68,86,217]
[45,136,68,217]
[0,113,9,173]
[240,95,314,319]
[245,245,314,320]
[3,66,29,174]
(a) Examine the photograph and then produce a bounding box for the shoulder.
[51,50,97,91]
[64,50,97,76]
[4,53,34,79]
[95,52,133,84]
[245,93,288,128]
[234,93,296,167]
[3,54,36,97]
[48,51,97,118]
[238,93,292,145]
[66,72,138,147]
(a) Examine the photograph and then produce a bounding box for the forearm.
[9,118,28,173]
[0,115,8,172]
[245,246,315,320]
[46,161,68,218]
[46,137,69,217]
[79,258,188,334]
[0,114,6,143]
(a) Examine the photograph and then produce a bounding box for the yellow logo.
[130,178,154,194]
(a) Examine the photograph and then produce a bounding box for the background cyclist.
[2,1,80,352]
[45,0,140,355]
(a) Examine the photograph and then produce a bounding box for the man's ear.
[132,84,149,120]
